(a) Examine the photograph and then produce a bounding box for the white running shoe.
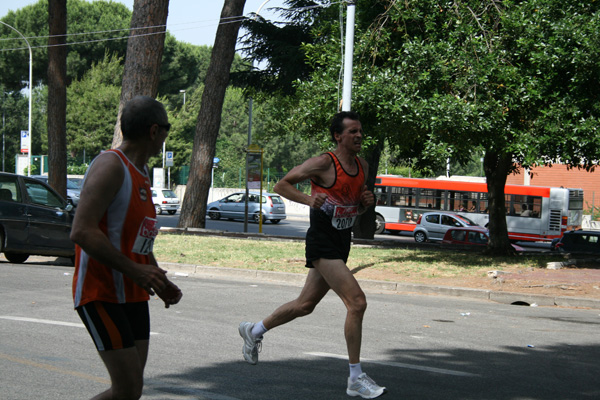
[346,373,386,399]
[238,322,262,365]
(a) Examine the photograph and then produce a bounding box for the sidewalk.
[158,259,600,311]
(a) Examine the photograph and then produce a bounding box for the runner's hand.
[132,263,169,296]
[157,281,183,308]
[310,193,328,209]
[360,185,375,208]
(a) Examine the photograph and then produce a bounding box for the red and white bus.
[374,176,584,242]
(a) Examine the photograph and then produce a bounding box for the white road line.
[0,316,159,335]
[305,352,480,377]
[0,316,85,328]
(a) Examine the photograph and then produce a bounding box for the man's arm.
[274,154,332,209]
[358,158,375,214]
[70,153,170,296]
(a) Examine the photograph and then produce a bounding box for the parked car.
[413,211,479,243]
[0,172,75,264]
[207,191,286,223]
[30,174,81,207]
[441,226,524,251]
[151,187,180,215]
[551,230,600,254]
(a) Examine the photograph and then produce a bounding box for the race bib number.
[332,205,359,230]
[132,217,158,255]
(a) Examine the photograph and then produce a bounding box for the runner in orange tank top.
[71,96,182,400]
[239,111,386,398]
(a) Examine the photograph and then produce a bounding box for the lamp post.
[0,21,32,176]
[341,1,356,111]
[180,89,186,107]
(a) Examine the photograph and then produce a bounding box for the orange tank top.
[310,152,365,230]
[73,149,157,307]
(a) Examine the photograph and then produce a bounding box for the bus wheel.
[374,215,385,234]
[414,231,427,243]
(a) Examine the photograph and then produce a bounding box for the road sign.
[20,130,30,153]
[166,151,174,167]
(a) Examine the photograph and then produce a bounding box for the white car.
[152,187,180,215]
[413,211,479,243]
[207,191,286,223]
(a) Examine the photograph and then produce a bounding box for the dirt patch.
[353,266,600,299]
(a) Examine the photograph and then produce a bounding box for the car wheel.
[253,212,265,223]
[208,209,221,220]
[374,214,385,234]
[155,204,162,215]
[414,231,427,243]
[4,252,29,264]
[167,210,176,215]
[271,219,280,224]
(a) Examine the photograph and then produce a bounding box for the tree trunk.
[47,0,67,197]
[112,0,169,149]
[353,139,383,239]
[178,0,246,228]
[484,150,515,255]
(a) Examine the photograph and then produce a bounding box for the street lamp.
[0,21,33,176]
[179,89,186,107]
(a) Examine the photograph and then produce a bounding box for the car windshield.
[161,190,177,198]
[456,215,478,226]
[66,180,80,190]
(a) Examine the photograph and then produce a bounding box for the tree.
[361,0,600,254]
[111,0,169,148]
[178,0,246,229]
[47,0,67,197]
[66,53,123,160]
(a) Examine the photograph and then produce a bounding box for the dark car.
[551,230,600,254]
[0,172,75,264]
[442,226,524,251]
[30,174,81,207]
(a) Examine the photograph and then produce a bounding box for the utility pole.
[341,1,356,111]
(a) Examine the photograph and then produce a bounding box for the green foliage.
[66,52,123,160]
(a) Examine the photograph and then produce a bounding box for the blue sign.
[213,157,220,164]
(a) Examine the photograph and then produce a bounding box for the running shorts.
[305,208,352,268]
[76,301,150,351]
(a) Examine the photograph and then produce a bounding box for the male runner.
[239,111,386,398]
[71,96,182,400]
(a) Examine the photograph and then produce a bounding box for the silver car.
[413,211,479,243]
[207,191,286,224]
[30,175,81,207]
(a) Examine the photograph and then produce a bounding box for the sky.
[0,0,286,48]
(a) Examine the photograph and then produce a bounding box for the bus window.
[418,189,442,210]
[375,186,390,206]
[391,187,416,207]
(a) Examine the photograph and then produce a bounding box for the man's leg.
[262,267,331,330]
[91,340,149,400]
[312,258,366,364]
[239,268,330,364]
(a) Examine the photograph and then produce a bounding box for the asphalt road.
[1,262,598,400]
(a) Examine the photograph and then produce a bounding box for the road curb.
[160,262,600,310]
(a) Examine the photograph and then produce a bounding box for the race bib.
[332,205,359,230]
[132,217,158,255]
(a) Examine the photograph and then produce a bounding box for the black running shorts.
[305,208,352,268]
[76,301,150,351]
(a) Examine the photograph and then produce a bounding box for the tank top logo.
[139,187,148,202]
[132,216,158,254]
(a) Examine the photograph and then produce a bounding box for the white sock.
[251,320,268,338]
[349,363,363,382]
